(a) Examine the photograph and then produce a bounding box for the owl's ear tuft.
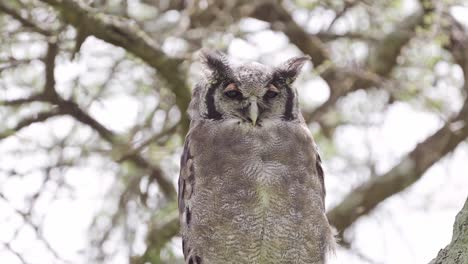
[200,49,232,79]
[274,55,311,85]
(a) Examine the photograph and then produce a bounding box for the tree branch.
[0,193,71,264]
[39,0,191,134]
[315,32,378,42]
[250,1,429,123]
[49,97,177,199]
[327,96,468,232]
[0,93,46,106]
[255,1,419,120]
[118,122,179,163]
[251,2,329,66]
[0,109,62,140]
[0,2,52,36]
[0,241,28,264]
[43,42,59,99]
[447,18,468,94]
[306,4,428,123]
[367,7,427,76]
[132,204,179,264]
[327,13,468,230]
[426,26,468,263]
[41,40,177,199]
[326,0,360,31]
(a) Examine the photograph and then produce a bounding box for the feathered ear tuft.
[274,55,311,85]
[200,49,232,79]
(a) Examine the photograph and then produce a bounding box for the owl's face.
[189,51,310,126]
[211,63,290,125]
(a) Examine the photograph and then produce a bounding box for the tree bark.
[429,197,468,264]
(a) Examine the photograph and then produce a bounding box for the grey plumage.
[179,50,334,264]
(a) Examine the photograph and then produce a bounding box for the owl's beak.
[249,99,258,126]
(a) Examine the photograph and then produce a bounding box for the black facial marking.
[201,50,238,120]
[205,80,223,120]
[270,56,310,120]
[269,74,296,121]
[283,85,295,121]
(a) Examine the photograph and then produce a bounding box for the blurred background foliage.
[1,0,468,263]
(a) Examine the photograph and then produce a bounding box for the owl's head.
[189,50,310,126]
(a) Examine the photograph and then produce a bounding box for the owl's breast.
[186,121,328,263]
[194,122,312,183]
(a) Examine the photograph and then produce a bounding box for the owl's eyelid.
[223,83,244,100]
[223,82,240,93]
[267,84,280,93]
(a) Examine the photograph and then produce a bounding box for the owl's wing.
[178,136,194,259]
[315,152,326,200]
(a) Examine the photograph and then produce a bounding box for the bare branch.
[0,2,52,36]
[326,0,360,31]
[0,109,62,140]
[0,58,35,73]
[447,18,468,94]
[0,241,28,264]
[307,6,429,123]
[367,7,427,76]
[0,193,71,264]
[315,32,378,42]
[39,0,191,134]
[327,96,468,232]
[303,68,383,122]
[48,96,177,198]
[132,204,179,264]
[0,93,46,106]
[250,1,429,124]
[57,98,115,141]
[251,2,329,66]
[43,42,59,100]
[4,38,179,199]
[118,122,179,162]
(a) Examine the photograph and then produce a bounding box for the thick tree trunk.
[429,197,468,264]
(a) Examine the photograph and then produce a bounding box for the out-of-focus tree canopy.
[0,0,467,263]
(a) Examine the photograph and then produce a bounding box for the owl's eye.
[223,83,243,100]
[265,84,279,99]
[265,90,278,99]
[225,90,242,99]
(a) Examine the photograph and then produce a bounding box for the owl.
[178,50,334,264]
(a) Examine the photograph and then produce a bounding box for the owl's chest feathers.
[194,119,312,184]
[192,119,316,215]
[188,120,328,263]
